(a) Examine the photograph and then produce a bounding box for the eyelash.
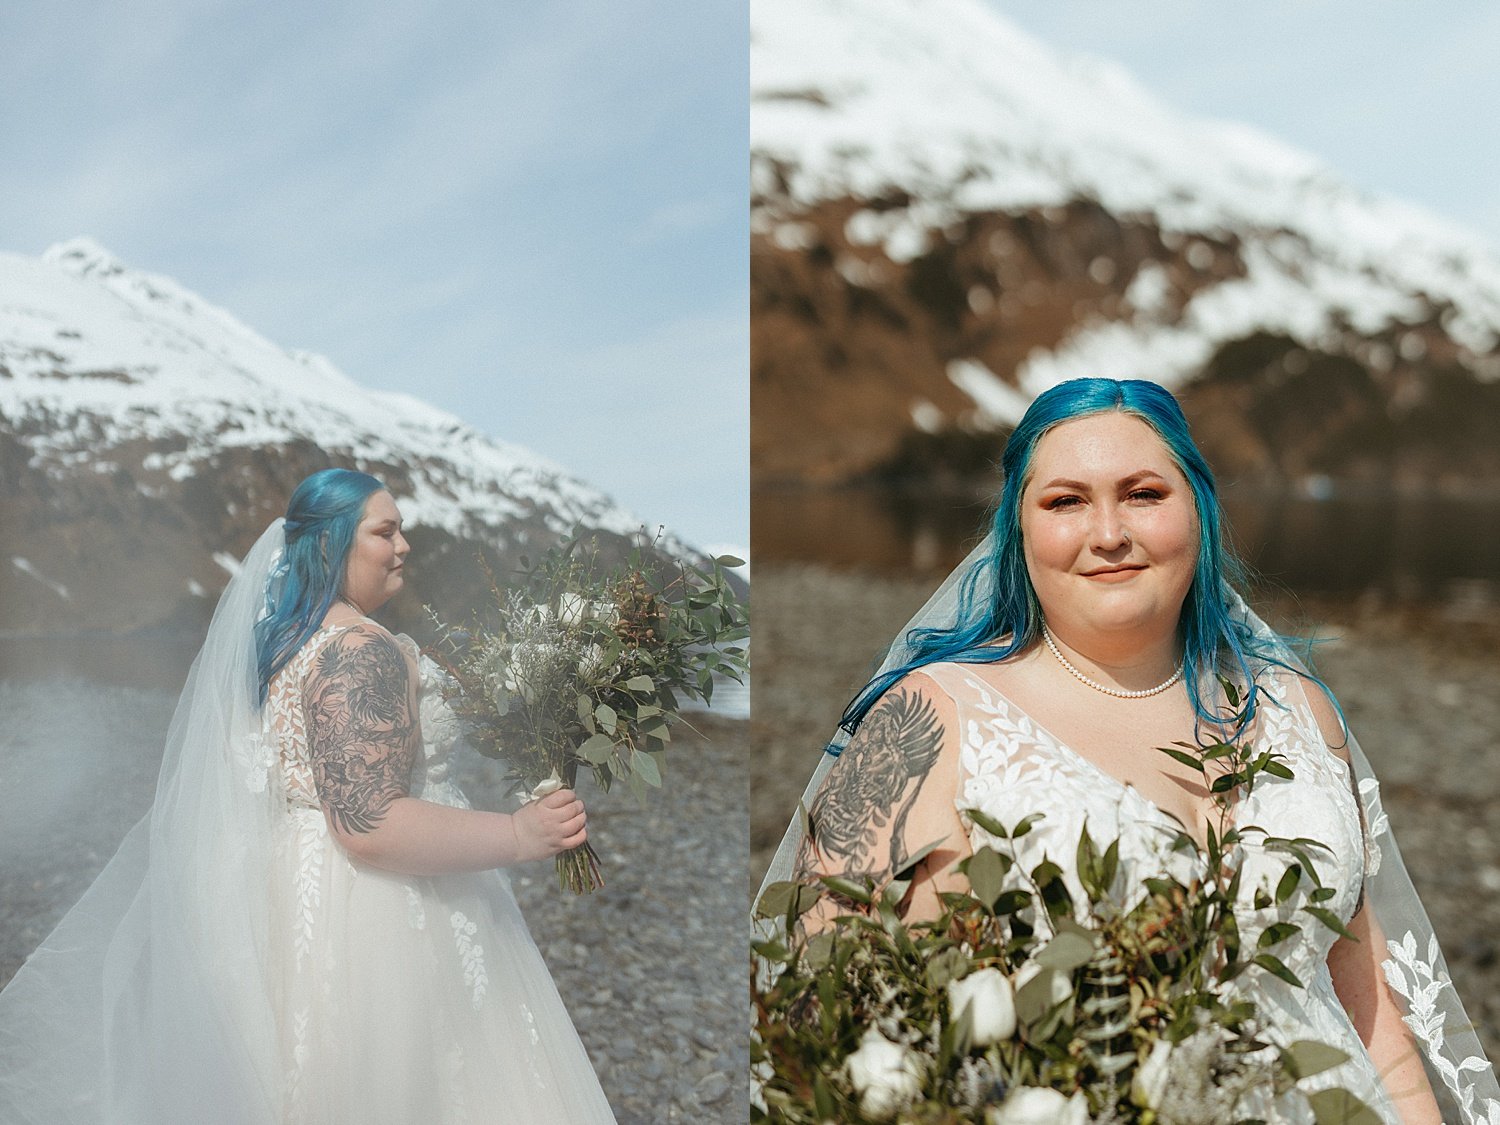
[1045,489,1162,510]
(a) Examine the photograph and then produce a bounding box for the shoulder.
[309,622,412,687]
[1262,663,1349,764]
[1299,675,1350,763]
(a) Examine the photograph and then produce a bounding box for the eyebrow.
[1035,470,1170,492]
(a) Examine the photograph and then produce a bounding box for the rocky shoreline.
[751,563,1500,1071]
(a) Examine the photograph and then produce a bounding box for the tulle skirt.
[268,804,616,1124]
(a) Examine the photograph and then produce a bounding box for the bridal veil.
[0,522,288,1123]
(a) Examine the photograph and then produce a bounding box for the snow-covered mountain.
[752,0,1500,487]
[0,239,709,634]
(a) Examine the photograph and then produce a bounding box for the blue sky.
[0,1,747,552]
[991,0,1500,249]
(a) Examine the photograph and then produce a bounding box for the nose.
[1090,503,1130,552]
[395,531,411,558]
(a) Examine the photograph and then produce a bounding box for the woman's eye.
[1128,489,1163,502]
[1045,496,1081,510]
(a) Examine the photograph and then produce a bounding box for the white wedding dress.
[0,523,617,1124]
[914,659,1401,1124]
[259,622,618,1124]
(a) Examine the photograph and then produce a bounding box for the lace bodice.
[263,623,467,812]
[917,660,1365,992]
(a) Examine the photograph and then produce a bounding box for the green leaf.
[817,875,872,905]
[1210,773,1240,793]
[1309,886,1337,904]
[1157,746,1206,773]
[631,750,662,788]
[593,703,618,735]
[713,553,746,568]
[1305,1088,1384,1125]
[1201,743,1240,761]
[754,880,824,920]
[1276,864,1303,904]
[1282,1040,1350,1081]
[963,807,1013,839]
[964,847,1007,910]
[1304,906,1357,942]
[1035,930,1095,971]
[1252,953,1303,989]
[894,837,947,880]
[1010,811,1045,838]
[1262,760,1295,780]
[1257,922,1300,949]
[993,889,1033,917]
[925,947,970,990]
[625,675,654,692]
[578,733,614,765]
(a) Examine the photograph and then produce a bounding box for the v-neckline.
[946,662,1239,853]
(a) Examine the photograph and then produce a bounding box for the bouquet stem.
[556,840,606,894]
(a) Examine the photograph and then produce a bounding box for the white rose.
[947,967,1016,1046]
[845,1029,921,1121]
[1131,1039,1173,1110]
[578,643,609,679]
[1013,960,1072,1007]
[986,1088,1087,1125]
[558,592,589,627]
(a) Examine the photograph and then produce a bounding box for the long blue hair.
[841,378,1309,744]
[254,468,386,704]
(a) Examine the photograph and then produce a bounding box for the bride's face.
[341,490,410,613]
[1019,412,1198,643]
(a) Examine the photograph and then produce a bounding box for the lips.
[1082,564,1145,579]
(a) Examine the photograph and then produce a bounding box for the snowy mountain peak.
[0,243,696,623]
[750,0,1500,488]
[43,236,128,277]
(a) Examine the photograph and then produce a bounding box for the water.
[755,486,1500,605]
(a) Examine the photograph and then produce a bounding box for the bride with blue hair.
[761,378,1498,1123]
[0,468,617,1123]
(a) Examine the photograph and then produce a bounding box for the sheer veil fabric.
[757,533,1500,1123]
[0,521,286,1122]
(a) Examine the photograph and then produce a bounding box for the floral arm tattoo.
[793,686,946,900]
[304,626,418,836]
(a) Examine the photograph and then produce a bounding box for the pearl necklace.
[1042,627,1184,699]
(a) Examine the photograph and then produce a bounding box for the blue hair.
[254,468,386,704]
[841,378,1313,745]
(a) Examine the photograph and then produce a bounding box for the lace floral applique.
[1383,931,1500,1123]
[285,1005,312,1123]
[406,885,428,931]
[292,826,324,973]
[450,910,488,1009]
[241,729,276,794]
[1357,776,1389,878]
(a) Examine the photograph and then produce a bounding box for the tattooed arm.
[792,673,970,934]
[303,624,588,875]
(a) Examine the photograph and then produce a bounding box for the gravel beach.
[751,562,1500,1070]
[0,685,747,1125]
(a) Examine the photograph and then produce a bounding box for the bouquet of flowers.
[429,532,748,893]
[752,720,1382,1124]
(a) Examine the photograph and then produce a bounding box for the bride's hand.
[510,789,588,862]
